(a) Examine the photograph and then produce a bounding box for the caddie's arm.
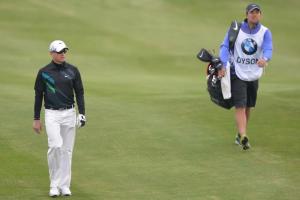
[219,31,230,78]
[258,29,273,68]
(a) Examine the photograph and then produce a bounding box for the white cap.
[49,40,68,52]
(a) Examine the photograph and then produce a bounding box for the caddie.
[218,3,273,150]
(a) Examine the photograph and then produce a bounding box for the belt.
[45,104,74,110]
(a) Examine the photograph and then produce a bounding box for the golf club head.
[207,64,215,75]
[211,57,223,69]
[197,48,213,62]
[229,20,241,50]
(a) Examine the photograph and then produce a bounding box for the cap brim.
[248,7,261,12]
[53,47,69,52]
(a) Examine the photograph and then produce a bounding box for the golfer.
[32,40,86,196]
[219,4,273,149]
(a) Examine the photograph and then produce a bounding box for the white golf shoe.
[61,187,72,196]
[49,187,60,197]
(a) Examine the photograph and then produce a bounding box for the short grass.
[0,0,299,199]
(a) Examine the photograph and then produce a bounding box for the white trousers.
[45,108,76,189]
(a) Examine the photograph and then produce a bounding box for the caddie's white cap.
[49,40,68,52]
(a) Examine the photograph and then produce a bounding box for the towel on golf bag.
[221,62,231,99]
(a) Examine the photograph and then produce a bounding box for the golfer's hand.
[77,114,86,128]
[33,120,42,134]
[217,67,226,78]
[257,58,268,68]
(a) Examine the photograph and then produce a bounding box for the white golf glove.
[77,114,86,128]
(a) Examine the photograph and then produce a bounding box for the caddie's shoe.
[241,136,251,150]
[235,133,241,145]
[61,187,72,196]
[49,187,60,197]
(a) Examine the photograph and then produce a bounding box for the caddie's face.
[247,9,261,24]
[50,49,67,64]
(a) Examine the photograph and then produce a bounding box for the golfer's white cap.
[49,40,68,52]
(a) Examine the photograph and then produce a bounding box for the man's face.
[50,49,67,64]
[247,9,261,24]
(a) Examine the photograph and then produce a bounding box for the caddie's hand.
[33,120,42,134]
[217,67,226,78]
[257,58,268,68]
[77,114,86,128]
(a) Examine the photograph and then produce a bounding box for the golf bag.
[197,48,233,109]
[196,20,241,109]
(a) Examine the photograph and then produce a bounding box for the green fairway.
[0,0,299,199]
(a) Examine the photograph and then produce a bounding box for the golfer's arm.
[74,68,85,115]
[34,71,44,120]
[34,91,43,120]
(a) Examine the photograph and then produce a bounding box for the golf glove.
[77,114,86,128]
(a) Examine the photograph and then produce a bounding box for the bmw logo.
[241,38,257,55]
